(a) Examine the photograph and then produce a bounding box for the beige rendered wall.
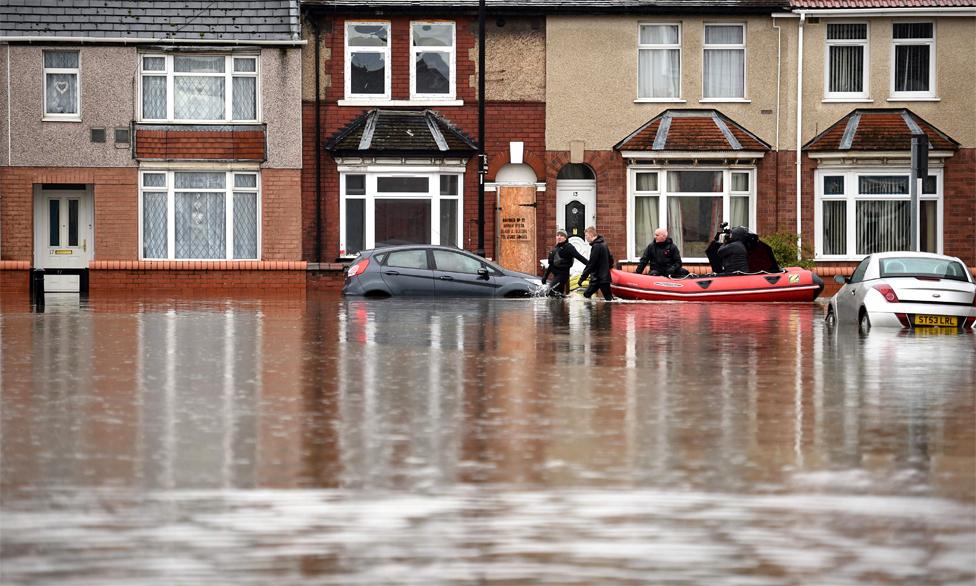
[5,45,137,168]
[262,47,303,169]
[486,17,546,102]
[798,16,976,148]
[546,15,788,152]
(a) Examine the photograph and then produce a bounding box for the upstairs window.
[140,55,259,122]
[44,51,80,120]
[703,24,745,100]
[892,22,935,98]
[346,22,390,99]
[825,23,869,100]
[638,24,681,100]
[411,22,456,99]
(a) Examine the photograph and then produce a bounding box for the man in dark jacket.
[579,226,614,300]
[635,228,689,277]
[714,226,750,273]
[541,229,589,295]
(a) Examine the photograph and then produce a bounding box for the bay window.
[703,24,745,100]
[892,23,935,98]
[825,23,869,99]
[140,54,259,122]
[638,24,681,100]
[140,170,260,260]
[44,51,80,119]
[629,168,754,260]
[340,171,462,256]
[816,169,941,258]
[411,22,456,99]
[346,22,390,99]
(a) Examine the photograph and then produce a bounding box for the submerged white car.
[826,252,976,331]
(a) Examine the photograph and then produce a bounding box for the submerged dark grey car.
[343,245,543,298]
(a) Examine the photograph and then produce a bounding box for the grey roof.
[1,1,301,41]
[325,110,478,156]
[304,0,789,12]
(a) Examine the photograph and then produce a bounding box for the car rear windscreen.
[879,257,971,282]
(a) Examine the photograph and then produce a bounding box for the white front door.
[556,179,596,240]
[35,189,93,269]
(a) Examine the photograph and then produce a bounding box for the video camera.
[715,222,732,243]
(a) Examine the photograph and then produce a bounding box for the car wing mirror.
[834,275,849,284]
[477,267,490,280]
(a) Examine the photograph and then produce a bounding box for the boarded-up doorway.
[496,185,537,274]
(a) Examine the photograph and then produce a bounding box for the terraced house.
[0,1,305,297]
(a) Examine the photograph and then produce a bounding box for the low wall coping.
[89,261,307,271]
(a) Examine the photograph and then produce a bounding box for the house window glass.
[893,23,934,96]
[703,24,745,99]
[638,24,681,99]
[816,170,941,258]
[340,171,464,256]
[140,170,260,260]
[412,22,455,98]
[44,51,80,118]
[347,23,390,98]
[628,168,753,260]
[140,54,258,122]
[826,23,868,98]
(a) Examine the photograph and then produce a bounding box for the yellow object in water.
[569,274,589,293]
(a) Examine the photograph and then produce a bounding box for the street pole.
[910,133,927,252]
[476,0,486,257]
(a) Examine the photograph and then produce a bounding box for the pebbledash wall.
[300,13,549,265]
[0,45,305,294]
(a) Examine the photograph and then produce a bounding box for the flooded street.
[1,293,974,585]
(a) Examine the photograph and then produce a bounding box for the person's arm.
[635,244,651,275]
[579,252,595,283]
[541,250,553,282]
[670,244,683,271]
[570,246,589,266]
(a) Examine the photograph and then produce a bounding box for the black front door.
[565,200,586,239]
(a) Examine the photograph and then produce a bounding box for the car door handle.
[439,275,454,281]
[384,270,400,276]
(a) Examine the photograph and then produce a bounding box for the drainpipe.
[795,12,805,261]
[772,19,782,229]
[476,0,486,257]
[313,19,322,263]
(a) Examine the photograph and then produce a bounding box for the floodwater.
[1,292,974,586]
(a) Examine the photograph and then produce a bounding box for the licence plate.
[913,314,957,327]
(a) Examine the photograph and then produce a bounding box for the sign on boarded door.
[497,185,537,274]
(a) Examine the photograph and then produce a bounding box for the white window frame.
[824,22,870,101]
[345,21,392,101]
[138,169,262,260]
[138,54,260,123]
[813,167,943,260]
[636,23,683,102]
[338,169,464,257]
[43,50,81,121]
[626,166,756,262]
[890,21,936,100]
[410,21,457,101]
[701,23,747,102]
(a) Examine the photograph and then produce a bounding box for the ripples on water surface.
[1,293,974,585]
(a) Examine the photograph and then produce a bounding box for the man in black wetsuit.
[635,227,689,277]
[541,230,588,295]
[579,226,614,301]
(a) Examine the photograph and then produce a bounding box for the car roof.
[366,244,478,254]
[871,251,964,262]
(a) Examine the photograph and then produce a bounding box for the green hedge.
[762,232,816,269]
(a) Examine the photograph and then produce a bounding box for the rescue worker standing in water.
[579,226,614,301]
[541,230,589,296]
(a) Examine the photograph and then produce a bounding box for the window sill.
[136,120,262,125]
[821,98,873,103]
[886,96,940,102]
[42,117,81,123]
[699,98,750,103]
[634,98,687,104]
[338,99,464,107]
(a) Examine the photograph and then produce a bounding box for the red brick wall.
[943,148,975,265]
[261,169,303,260]
[0,167,138,262]
[90,268,306,293]
[135,129,266,161]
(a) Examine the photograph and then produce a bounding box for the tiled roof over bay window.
[804,109,959,152]
[325,109,478,156]
[614,109,770,153]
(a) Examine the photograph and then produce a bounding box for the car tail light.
[965,316,976,329]
[895,313,911,327]
[872,283,900,303]
[347,258,369,278]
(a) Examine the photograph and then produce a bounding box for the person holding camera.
[635,227,689,278]
[707,223,750,274]
[541,229,589,296]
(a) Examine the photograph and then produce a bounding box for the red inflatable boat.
[610,267,824,302]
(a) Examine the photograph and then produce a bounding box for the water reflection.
[1,295,973,584]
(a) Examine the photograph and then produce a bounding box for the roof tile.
[615,110,771,152]
[804,109,959,151]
